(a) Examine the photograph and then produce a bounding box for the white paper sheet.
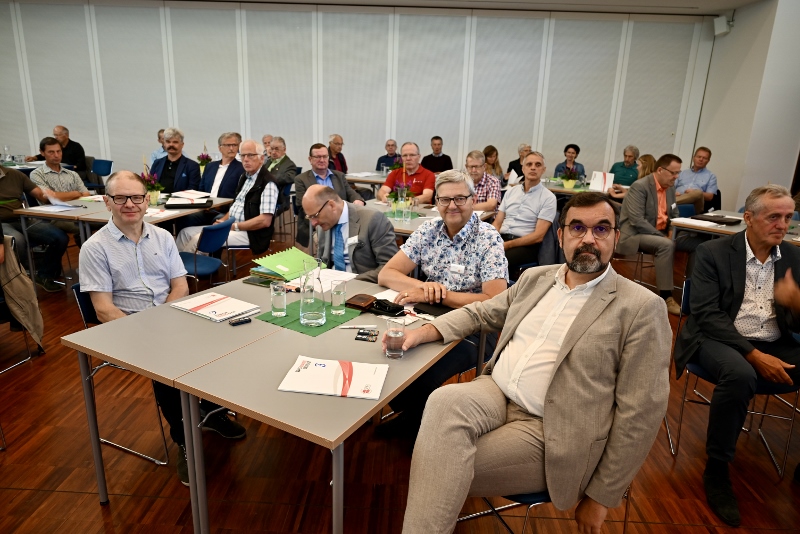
[287,269,358,293]
[26,205,75,212]
[171,190,211,199]
[507,169,520,185]
[670,217,722,228]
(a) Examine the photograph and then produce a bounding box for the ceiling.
[202,0,763,16]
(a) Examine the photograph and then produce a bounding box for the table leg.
[189,393,210,534]
[79,219,88,245]
[77,351,108,505]
[331,444,343,534]
[180,391,201,534]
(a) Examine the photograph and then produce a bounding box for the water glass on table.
[270,281,287,317]
[331,280,347,316]
[385,317,406,359]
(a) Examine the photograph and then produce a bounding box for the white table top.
[346,172,386,186]
[14,200,110,220]
[670,210,800,247]
[77,197,232,225]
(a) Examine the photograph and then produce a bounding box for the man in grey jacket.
[303,185,397,283]
[392,192,671,533]
[617,153,706,314]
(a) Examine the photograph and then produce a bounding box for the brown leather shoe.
[665,296,681,316]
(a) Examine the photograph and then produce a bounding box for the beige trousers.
[402,375,546,534]
[676,189,705,215]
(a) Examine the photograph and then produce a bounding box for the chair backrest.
[794,211,800,221]
[196,218,235,254]
[92,159,113,179]
[677,204,695,217]
[295,166,302,174]
[71,283,101,329]
[23,191,39,208]
[85,155,95,179]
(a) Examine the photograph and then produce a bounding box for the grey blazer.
[294,169,364,247]
[431,266,671,510]
[315,202,399,283]
[616,174,679,255]
[268,156,298,189]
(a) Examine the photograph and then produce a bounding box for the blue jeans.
[3,220,69,279]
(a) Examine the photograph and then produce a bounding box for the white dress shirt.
[734,235,781,341]
[492,264,610,416]
[209,163,229,197]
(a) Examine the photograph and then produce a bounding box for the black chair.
[83,156,106,193]
[663,278,800,480]
[703,189,721,213]
[71,283,169,465]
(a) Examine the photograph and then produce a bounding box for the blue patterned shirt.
[227,172,279,224]
[401,213,509,292]
[676,166,718,195]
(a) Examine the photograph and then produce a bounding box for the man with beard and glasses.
[392,192,671,534]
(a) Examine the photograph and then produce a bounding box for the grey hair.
[744,184,792,214]
[164,127,184,142]
[54,125,69,136]
[517,143,531,153]
[239,139,264,155]
[401,142,420,154]
[435,169,475,196]
[466,150,485,164]
[217,132,242,146]
[329,133,342,142]
[271,136,286,148]
[623,145,640,160]
[386,139,397,145]
[523,151,546,166]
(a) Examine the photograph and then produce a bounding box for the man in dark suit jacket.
[149,127,201,193]
[295,143,365,249]
[199,132,244,200]
[303,185,398,283]
[674,185,800,527]
[617,153,706,315]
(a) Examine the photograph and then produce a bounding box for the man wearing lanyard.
[376,142,436,204]
[377,170,508,440]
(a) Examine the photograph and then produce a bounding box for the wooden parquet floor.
[1,242,799,533]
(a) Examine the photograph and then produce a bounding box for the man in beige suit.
[393,192,671,533]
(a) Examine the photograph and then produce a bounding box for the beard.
[567,244,607,274]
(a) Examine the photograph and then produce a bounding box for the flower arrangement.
[198,142,212,165]
[389,156,403,171]
[140,170,163,193]
[387,182,414,203]
[558,167,580,183]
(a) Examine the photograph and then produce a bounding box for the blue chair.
[663,278,800,480]
[71,283,169,465]
[92,158,113,181]
[459,488,630,533]
[677,204,695,217]
[179,218,234,292]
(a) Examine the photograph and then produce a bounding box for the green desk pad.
[255,300,361,337]
[383,210,421,220]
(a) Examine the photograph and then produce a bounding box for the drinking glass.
[299,259,326,327]
[385,317,406,359]
[331,280,347,316]
[270,281,287,317]
[381,164,388,176]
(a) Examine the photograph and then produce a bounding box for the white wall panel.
[245,7,314,166]
[541,18,624,176]
[19,2,101,158]
[468,14,544,173]
[395,12,467,163]
[0,3,32,156]
[615,21,695,161]
[168,5,240,157]
[320,10,391,172]
[94,4,168,173]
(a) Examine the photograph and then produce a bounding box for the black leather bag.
[369,299,405,317]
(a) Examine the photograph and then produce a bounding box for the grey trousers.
[636,232,706,291]
[402,375,546,534]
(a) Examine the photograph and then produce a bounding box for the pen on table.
[339,325,377,329]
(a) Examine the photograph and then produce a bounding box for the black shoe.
[374,411,421,440]
[202,412,246,439]
[703,473,740,527]
[35,276,62,293]
[177,444,189,487]
[794,463,800,484]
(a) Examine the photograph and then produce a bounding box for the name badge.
[449,264,465,274]
[346,236,359,247]
[671,202,677,209]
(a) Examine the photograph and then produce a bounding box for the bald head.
[53,125,70,147]
[302,185,343,231]
[105,170,146,196]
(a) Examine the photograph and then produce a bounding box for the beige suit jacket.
[431,265,670,509]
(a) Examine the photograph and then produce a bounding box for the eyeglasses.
[310,155,329,160]
[108,194,146,205]
[436,195,472,207]
[661,168,681,176]
[466,165,483,171]
[305,199,330,220]
[566,223,615,239]
[240,153,260,159]
[220,143,239,148]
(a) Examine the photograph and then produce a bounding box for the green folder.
[251,247,327,281]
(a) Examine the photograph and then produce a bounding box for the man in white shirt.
[493,151,557,276]
[394,192,671,534]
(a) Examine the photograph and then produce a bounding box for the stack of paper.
[171,190,211,199]
[170,292,259,322]
[278,356,389,400]
[250,247,326,281]
[165,196,212,207]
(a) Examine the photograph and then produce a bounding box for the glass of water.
[270,281,287,317]
[331,280,347,315]
[385,317,406,359]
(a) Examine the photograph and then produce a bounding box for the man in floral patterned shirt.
[377,169,508,441]
[465,150,502,213]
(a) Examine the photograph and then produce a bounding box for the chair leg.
[0,329,33,375]
[756,389,800,480]
[482,497,515,534]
